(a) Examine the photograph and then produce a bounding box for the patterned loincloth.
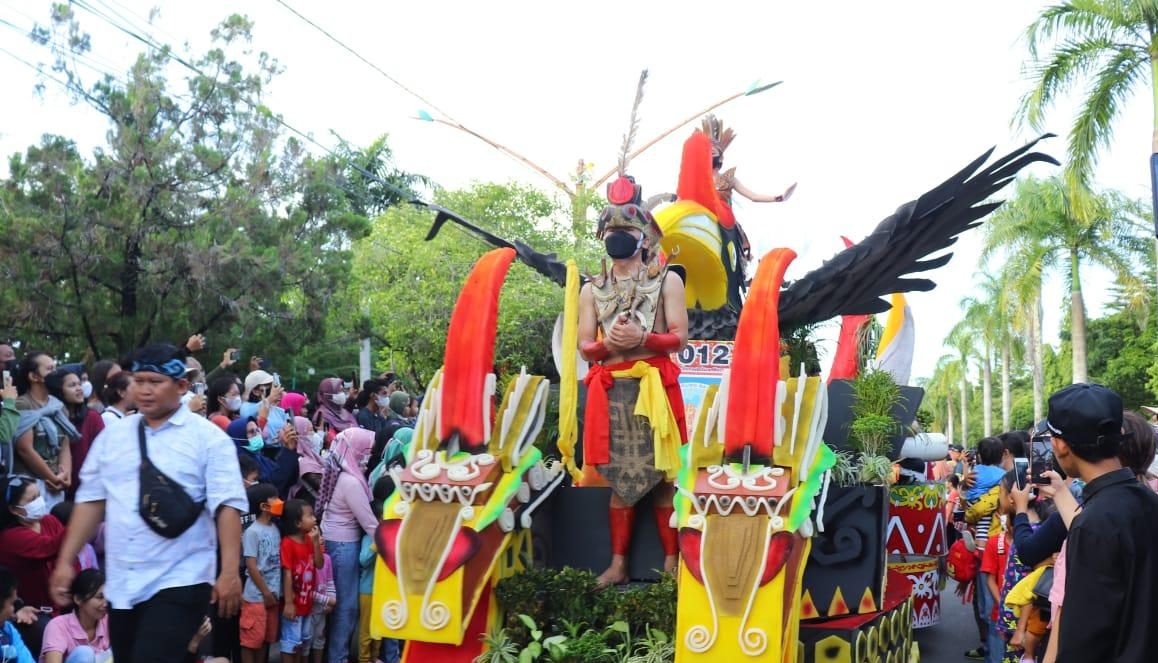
[596,377,665,506]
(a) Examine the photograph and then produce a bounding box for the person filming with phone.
[1031,384,1158,663]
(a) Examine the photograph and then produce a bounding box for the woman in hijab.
[317,428,377,663]
[314,377,357,443]
[368,427,412,488]
[290,415,325,507]
[45,367,103,500]
[225,416,300,498]
[281,391,307,419]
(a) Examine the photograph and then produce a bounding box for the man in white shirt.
[50,342,247,663]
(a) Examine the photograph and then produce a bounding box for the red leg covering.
[609,506,636,557]
[653,505,678,556]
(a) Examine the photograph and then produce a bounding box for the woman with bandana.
[316,428,377,663]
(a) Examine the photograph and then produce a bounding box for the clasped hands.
[604,314,646,352]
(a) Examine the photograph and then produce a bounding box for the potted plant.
[801,369,908,620]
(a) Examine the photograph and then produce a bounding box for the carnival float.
[370,73,1056,662]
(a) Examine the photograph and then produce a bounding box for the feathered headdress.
[701,114,735,156]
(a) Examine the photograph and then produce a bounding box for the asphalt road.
[915,580,985,662]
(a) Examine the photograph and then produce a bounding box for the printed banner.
[675,340,732,429]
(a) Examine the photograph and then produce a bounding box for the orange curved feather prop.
[676,131,726,222]
[723,248,796,464]
[439,247,517,453]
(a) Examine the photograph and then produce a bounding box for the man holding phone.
[1046,383,1158,662]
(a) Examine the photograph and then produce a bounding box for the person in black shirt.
[1045,383,1158,663]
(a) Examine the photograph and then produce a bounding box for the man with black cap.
[1044,383,1158,662]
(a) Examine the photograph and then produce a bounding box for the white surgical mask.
[311,431,324,453]
[225,396,242,413]
[376,396,390,409]
[331,392,348,407]
[81,380,93,399]
[18,495,48,522]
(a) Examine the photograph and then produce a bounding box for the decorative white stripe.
[684,515,719,654]
[737,515,776,656]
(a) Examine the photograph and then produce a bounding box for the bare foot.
[663,554,678,574]
[597,556,629,587]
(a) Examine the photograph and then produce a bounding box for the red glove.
[580,341,610,361]
[642,332,682,354]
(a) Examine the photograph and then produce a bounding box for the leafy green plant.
[850,369,904,421]
[830,449,860,487]
[849,413,897,457]
[858,453,895,486]
[627,629,675,663]
[477,627,520,663]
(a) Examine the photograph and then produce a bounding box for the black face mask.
[712,155,723,170]
[604,230,642,260]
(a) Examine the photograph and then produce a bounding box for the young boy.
[980,507,1010,663]
[241,484,283,663]
[280,499,323,663]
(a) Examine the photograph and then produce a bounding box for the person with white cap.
[239,370,289,440]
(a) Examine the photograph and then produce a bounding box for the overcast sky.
[0,0,1151,382]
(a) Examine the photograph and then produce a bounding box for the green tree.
[344,182,602,389]
[983,176,1147,384]
[1,11,421,358]
[946,325,977,445]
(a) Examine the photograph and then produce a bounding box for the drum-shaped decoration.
[886,483,946,557]
[887,555,941,629]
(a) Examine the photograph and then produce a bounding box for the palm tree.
[927,354,962,443]
[951,300,994,437]
[945,327,976,445]
[1017,1,1158,220]
[983,176,1146,383]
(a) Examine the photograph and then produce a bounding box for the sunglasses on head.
[4,475,32,504]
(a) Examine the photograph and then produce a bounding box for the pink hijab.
[317,427,375,519]
[315,377,356,433]
[293,416,324,476]
[281,392,307,418]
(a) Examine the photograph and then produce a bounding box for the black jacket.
[1058,468,1158,663]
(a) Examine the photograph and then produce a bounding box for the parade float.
[375,75,1055,659]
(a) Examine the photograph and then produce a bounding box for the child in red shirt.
[981,516,1009,622]
[279,499,323,663]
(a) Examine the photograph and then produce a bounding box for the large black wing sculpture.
[775,134,1057,328]
[425,135,1057,327]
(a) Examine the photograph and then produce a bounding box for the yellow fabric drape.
[556,260,582,482]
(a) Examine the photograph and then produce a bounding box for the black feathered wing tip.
[775,134,1058,329]
[424,204,571,287]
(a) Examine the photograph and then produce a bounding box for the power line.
[270,0,459,124]
[7,0,493,252]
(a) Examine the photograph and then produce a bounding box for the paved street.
[915,580,984,662]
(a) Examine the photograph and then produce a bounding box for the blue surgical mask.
[245,435,264,453]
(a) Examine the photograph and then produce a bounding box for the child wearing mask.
[241,484,283,663]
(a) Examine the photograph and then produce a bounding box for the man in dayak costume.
[579,174,689,586]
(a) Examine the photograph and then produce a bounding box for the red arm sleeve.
[642,332,682,354]
[580,341,609,362]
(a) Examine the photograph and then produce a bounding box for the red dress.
[0,515,73,611]
[69,409,105,499]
